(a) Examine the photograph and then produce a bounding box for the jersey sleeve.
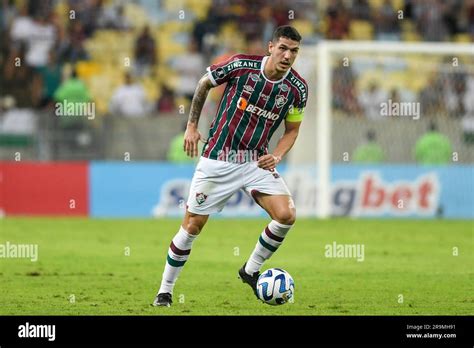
[206,54,247,86]
[286,79,308,123]
[286,105,305,122]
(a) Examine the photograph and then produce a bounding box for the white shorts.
[187,156,291,215]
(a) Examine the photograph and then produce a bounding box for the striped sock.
[158,226,197,295]
[245,220,293,275]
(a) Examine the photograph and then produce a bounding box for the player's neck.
[264,56,285,81]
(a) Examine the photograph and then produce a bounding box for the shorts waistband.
[204,149,261,163]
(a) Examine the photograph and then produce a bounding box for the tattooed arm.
[184,74,214,157]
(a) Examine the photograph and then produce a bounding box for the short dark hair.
[272,25,302,43]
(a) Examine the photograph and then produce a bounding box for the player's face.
[269,37,300,73]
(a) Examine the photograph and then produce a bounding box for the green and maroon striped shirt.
[203,54,308,162]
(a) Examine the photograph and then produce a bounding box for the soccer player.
[153,26,308,307]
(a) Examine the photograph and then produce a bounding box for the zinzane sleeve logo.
[207,55,248,86]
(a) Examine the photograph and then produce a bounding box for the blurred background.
[0,0,473,219]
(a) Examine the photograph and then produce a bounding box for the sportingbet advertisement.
[1,162,472,219]
[89,163,473,219]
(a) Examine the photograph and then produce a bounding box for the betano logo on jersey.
[237,97,279,120]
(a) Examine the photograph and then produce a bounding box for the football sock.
[245,220,293,275]
[158,226,197,295]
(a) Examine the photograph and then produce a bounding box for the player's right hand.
[184,125,202,158]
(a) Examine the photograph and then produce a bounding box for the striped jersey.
[203,54,308,162]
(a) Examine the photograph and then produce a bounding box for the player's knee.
[184,221,203,235]
[183,211,208,235]
[184,216,207,235]
[274,208,296,225]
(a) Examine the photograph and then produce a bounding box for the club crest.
[195,192,208,205]
[216,68,225,78]
[275,95,287,108]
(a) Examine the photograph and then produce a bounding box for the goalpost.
[290,41,474,218]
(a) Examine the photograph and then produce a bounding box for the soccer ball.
[256,268,295,305]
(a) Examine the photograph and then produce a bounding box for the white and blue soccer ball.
[256,268,295,305]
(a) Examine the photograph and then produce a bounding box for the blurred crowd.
[0,0,473,160]
[326,0,473,41]
[333,57,474,121]
[0,0,472,112]
[0,0,130,109]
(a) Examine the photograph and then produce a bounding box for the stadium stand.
[0,0,472,162]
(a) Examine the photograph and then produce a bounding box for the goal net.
[288,41,474,218]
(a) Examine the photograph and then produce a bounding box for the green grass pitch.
[0,218,472,315]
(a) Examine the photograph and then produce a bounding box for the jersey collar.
[260,56,291,84]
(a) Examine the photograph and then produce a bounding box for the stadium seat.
[185,0,212,20]
[158,40,187,63]
[408,75,428,93]
[349,20,374,40]
[174,96,190,112]
[454,34,471,43]
[142,77,159,101]
[368,0,384,9]
[159,21,193,33]
[401,31,422,42]
[290,19,314,37]
[164,0,185,11]
[391,0,404,11]
[400,19,415,32]
[76,61,102,80]
[123,3,151,27]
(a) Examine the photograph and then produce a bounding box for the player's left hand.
[257,154,281,171]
